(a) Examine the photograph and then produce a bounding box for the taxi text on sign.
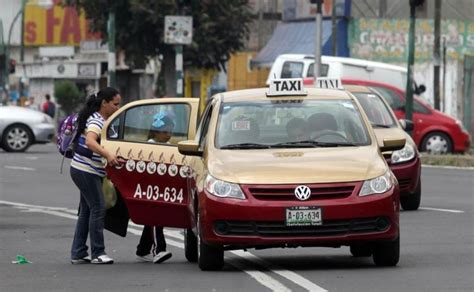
[24,1,100,46]
[266,78,307,96]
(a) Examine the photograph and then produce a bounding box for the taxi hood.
[208,146,387,184]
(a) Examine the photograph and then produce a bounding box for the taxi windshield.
[352,92,396,128]
[216,99,371,149]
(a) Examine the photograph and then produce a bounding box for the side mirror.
[380,137,406,152]
[398,119,414,132]
[414,84,426,95]
[178,140,203,156]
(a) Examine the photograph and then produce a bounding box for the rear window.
[281,61,304,78]
[307,63,329,78]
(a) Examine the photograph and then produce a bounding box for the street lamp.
[3,0,53,96]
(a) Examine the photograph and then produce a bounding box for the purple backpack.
[57,113,79,159]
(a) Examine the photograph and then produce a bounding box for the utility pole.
[19,0,26,101]
[378,0,387,18]
[107,10,116,88]
[433,0,441,110]
[331,0,337,56]
[313,0,323,81]
[406,0,424,122]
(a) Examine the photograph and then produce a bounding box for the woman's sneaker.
[136,254,153,262]
[71,255,91,265]
[91,255,114,264]
[153,251,172,264]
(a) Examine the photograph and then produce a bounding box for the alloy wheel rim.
[6,127,29,150]
[426,135,448,154]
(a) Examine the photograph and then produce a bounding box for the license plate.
[285,206,322,226]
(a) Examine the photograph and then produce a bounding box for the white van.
[266,54,408,90]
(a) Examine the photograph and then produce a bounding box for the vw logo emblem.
[294,185,311,201]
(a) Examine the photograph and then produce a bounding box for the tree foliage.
[71,0,253,71]
[54,80,83,115]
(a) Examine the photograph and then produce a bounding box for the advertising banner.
[349,18,474,62]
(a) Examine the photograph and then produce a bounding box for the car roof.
[277,54,407,72]
[217,87,354,103]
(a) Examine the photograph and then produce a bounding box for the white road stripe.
[25,156,39,160]
[422,164,474,170]
[4,165,36,171]
[420,207,465,213]
[1,200,291,292]
[231,250,328,292]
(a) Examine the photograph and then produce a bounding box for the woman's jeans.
[70,167,106,259]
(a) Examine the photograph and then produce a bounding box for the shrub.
[54,80,84,115]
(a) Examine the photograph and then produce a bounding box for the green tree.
[70,0,252,96]
[54,80,83,115]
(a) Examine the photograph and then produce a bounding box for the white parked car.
[267,54,409,90]
[0,106,55,152]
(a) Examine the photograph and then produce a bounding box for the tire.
[350,244,372,257]
[197,208,224,271]
[372,236,400,267]
[421,132,452,154]
[1,124,33,152]
[401,179,421,211]
[184,228,198,262]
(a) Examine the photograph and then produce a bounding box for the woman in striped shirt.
[70,87,122,265]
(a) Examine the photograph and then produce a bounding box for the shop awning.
[251,20,348,68]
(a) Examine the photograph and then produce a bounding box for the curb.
[421,164,474,170]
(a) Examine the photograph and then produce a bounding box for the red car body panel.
[198,182,400,248]
[341,79,471,153]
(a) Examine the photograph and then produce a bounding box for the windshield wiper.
[371,123,392,128]
[220,143,270,149]
[271,140,357,148]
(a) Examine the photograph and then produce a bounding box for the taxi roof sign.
[266,78,307,97]
[316,77,344,90]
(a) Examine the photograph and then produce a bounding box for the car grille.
[214,217,390,237]
[244,183,356,201]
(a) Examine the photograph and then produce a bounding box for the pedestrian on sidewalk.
[42,94,56,118]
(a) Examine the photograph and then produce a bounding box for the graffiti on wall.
[349,18,474,62]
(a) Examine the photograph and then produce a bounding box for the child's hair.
[76,87,119,137]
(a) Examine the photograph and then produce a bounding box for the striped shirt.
[71,112,106,177]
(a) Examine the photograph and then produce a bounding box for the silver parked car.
[0,106,55,152]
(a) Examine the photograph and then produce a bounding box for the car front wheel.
[2,124,33,152]
[372,236,400,266]
[401,178,421,211]
[421,132,452,154]
[197,208,224,271]
[184,228,198,262]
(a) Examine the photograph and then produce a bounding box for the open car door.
[101,98,199,234]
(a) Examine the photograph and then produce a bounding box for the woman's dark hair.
[76,87,119,137]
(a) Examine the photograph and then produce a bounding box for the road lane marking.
[25,156,39,160]
[422,164,474,170]
[4,165,36,171]
[231,250,328,292]
[1,200,292,292]
[420,207,465,213]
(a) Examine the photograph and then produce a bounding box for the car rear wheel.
[372,236,400,266]
[184,228,198,262]
[2,124,33,152]
[401,178,421,211]
[421,132,452,154]
[197,209,224,271]
[350,244,372,257]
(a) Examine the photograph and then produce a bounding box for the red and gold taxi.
[345,85,422,211]
[101,79,405,270]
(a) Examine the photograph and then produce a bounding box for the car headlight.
[391,143,416,164]
[205,175,246,200]
[455,119,468,132]
[359,171,394,196]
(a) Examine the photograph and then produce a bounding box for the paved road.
[1,144,473,291]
